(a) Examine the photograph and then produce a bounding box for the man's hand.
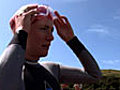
[54,11,75,42]
[10,4,39,33]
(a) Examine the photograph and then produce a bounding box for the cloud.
[113,16,120,20]
[85,24,120,40]
[101,60,120,65]
[100,60,120,69]
[87,24,109,34]
[113,9,120,20]
[61,0,88,2]
[87,29,109,34]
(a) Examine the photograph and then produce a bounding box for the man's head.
[25,5,55,60]
[10,4,55,60]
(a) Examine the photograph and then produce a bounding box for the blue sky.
[0,0,120,70]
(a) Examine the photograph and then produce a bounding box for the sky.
[0,0,120,70]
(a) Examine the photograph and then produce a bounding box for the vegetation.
[83,69,120,90]
[61,69,120,90]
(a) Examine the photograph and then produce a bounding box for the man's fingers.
[48,13,53,20]
[26,3,38,7]
[61,16,71,27]
[61,16,69,23]
[54,11,64,24]
[54,19,61,31]
[24,9,39,16]
[25,4,38,12]
[15,4,38,16]
[54,11,70,26]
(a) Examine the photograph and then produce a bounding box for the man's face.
[26,17,54,58]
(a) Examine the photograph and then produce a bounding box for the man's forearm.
[78,49,102,79]
[67,36,102,81]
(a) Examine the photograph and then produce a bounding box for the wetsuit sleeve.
[40,62,60,82]
[59,36,102,84]
[0,30,27,90]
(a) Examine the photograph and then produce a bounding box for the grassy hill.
[83,69,120,90]
[102,69,120,78]
[61,69,120,90]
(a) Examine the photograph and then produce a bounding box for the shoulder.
[39,61,60,72]
[40,61,59,66]
[39,61,61,81]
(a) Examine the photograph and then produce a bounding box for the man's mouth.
[42,44,50,49]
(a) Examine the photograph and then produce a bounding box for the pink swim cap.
[9,4,55,33]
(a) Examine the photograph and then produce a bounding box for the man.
[0,4,102,90]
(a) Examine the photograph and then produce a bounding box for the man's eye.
[40,28,47,30]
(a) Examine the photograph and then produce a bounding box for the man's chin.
[39,52,48,57]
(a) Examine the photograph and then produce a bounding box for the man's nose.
[46,33,54,41]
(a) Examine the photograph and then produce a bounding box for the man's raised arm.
[53,11,102,84]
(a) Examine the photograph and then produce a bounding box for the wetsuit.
[0,30,102,90]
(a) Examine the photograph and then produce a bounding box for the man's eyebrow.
[45,25,50,29]
[45,25,54,32]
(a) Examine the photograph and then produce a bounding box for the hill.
[61,69,120,90]
[83,69,120,90]
[102,69,120,77]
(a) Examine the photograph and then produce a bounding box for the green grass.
[102,69,120,78]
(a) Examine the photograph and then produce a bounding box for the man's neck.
[25,54,39,62]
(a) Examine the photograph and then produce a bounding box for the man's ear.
[9,16,15,34]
